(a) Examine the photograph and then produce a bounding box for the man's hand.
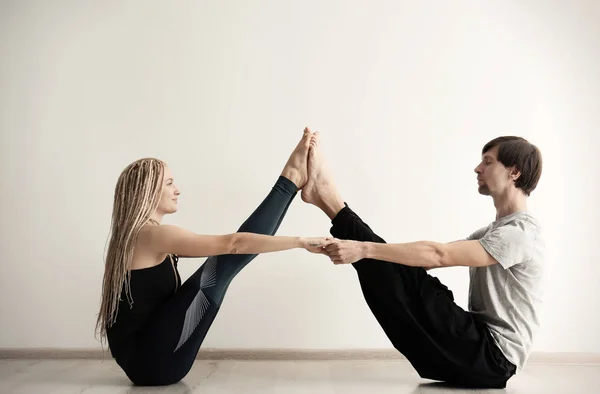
[324,239,367,265]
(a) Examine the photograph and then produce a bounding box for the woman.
[95,128,329,386]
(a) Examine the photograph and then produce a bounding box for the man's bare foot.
[301,132,345,220]
[281,127,312,189]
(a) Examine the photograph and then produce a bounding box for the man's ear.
[509,166,521,181]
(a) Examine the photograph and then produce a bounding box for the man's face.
[474,146,516,196]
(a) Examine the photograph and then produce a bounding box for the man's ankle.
[322,198,345,221]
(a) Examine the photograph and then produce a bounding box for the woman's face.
[156,165,180,215]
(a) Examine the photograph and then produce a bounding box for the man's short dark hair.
[483,136,543,196]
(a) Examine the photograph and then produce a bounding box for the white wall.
[1,0,598,352]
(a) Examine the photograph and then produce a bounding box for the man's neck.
[493,188,528,220]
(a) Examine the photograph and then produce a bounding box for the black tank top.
[106,254,181,362]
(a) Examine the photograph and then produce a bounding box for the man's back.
[467,211,546,370]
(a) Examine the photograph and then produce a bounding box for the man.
[301,132,545,389]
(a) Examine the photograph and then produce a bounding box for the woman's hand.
[301,237,335,254]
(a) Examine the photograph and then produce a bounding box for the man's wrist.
[362,242,373,260]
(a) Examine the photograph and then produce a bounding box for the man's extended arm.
[325,239,498,268]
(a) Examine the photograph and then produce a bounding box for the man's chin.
[478,186,491,195]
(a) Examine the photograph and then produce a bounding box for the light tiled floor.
[1,359,599,393]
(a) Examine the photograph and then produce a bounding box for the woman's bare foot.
[281,127,312,189]
[301,132,345,220]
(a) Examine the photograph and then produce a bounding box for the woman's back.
[106,255,181,363]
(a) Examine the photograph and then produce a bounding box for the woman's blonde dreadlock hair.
[95,157,166,344]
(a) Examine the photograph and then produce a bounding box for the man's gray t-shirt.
[467,211,545,371]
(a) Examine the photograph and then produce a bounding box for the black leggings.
[123,176,298,386]
[330,203,516,389]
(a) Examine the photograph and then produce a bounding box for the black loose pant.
[330,203,516,389]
